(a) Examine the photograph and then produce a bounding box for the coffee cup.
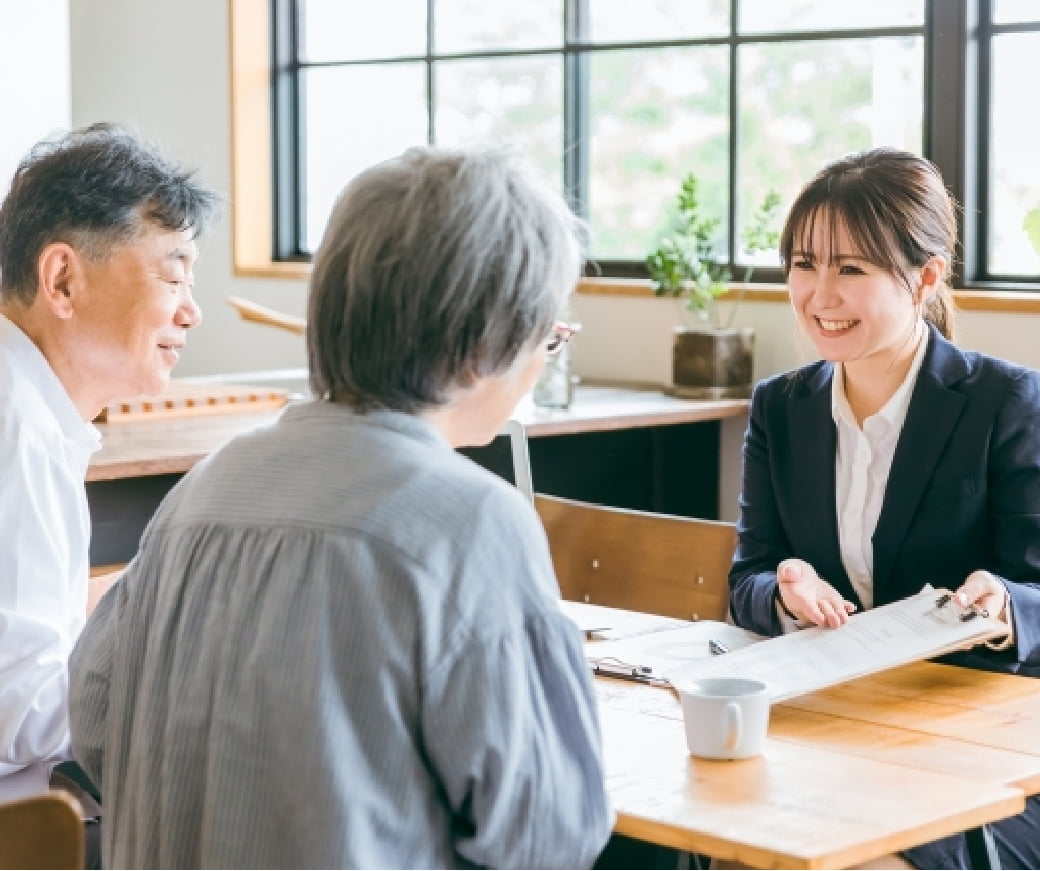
[680,677,770,760]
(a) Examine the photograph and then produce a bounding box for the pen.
[589,659,672,688]
[708,638,730,656]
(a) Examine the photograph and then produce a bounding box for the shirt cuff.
[774,591,805,634]
[983,586,1015,651]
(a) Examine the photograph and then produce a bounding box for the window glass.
[302,64,428,250]
[435,0,562,53]
[738,36,923,266]
[739,0,923,33]
[434,56,564,191]
[988,32,1040,275]
[301,0,426,62]
[587,0,728,43]
[993,1,1040,24]
[588,46,729,261]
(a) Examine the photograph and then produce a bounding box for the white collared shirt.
[0,313,100,785]
[832,330,930,610]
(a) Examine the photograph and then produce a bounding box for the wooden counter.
[86,384,749,567]
[88,385,747,482]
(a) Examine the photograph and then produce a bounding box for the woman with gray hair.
[69,147,614,869]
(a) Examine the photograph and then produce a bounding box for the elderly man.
[0,123,217,804]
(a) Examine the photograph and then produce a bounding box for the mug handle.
[724,701,742,751]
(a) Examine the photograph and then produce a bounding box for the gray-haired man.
[0,124,217,810]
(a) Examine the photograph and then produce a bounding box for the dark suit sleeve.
[986,369,1040,670]
[728,380,789,637]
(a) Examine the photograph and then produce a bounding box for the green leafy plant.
[647,173,781,328]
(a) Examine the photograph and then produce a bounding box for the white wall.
[570,294,1040,388]
[68,0,308,377]
[0,0,70,191]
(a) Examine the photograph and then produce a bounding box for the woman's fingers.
[954,570,1006,617]
[818,598,850,628]
[776,560,857,628]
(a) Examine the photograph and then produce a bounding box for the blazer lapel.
[872,329,970,595]
[785,364,853,600]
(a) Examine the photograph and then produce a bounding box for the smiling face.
[787,212,921,370]
[69,225,202,405]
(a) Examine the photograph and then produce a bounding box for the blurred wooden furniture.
[87,385,747,567]
[536,494,735,621]
[87,385,747,480]
[0,792,84,869]
[226,295,306,335]
[95,380,288,423]
[581,604,1037,869]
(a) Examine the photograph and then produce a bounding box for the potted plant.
[647,173,781,399]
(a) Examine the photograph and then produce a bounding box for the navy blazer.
[729,325,1040,676]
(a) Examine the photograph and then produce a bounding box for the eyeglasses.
[546,321,581,356]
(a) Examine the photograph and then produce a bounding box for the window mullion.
[565,0,589,218]
[973,0,993,281]
[727,0,739,271]
[272,0,304,259]
[924,0,974,286]
[426,0,435,143]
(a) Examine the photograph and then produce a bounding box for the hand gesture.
[776,558,858,629]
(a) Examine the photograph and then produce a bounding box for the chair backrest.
[0,792,84,869]
[535,494,736,622]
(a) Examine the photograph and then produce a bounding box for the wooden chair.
[0,792,84,869]
[535,494,737,622]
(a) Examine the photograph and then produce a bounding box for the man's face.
[72,225,202,403]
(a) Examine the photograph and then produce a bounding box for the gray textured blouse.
[70,402,613,868]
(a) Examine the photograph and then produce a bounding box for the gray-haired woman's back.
[70,401,613,868]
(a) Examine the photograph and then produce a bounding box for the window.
[263,1,1039,287]
[979,1,1040,280]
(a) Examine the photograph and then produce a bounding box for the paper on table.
[586,619,763,676]
[664,587,1009,702]
[559,600,689,640]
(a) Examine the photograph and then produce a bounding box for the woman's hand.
[953,570,1009,621]
[776,558,858,629]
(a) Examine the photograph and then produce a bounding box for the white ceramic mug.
[680,677,771,760]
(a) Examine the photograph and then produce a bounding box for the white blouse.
[832,330,930,609]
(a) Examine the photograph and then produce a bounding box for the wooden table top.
[603,705,1021,869]
[575,604,1037,868]
[87,384,749,482]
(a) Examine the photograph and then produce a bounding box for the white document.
[559,600,690,640]
[586,619,763,677]
[663,587,1009,701]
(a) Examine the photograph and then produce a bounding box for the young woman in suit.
[729,147,1040,869]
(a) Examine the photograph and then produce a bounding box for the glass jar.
[533,343,576,409]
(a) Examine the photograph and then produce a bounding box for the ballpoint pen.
[708,638,730,656]
[589,657,672,688]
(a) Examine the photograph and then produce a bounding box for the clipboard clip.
[589,656,672,688]
[935,592,989,621]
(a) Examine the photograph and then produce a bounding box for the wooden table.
[86,385,749,566]
[579,605,1037,869]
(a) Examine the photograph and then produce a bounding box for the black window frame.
[270,0,1036,288]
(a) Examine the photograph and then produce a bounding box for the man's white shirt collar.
[0,314,100,454]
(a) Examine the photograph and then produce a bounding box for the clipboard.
[662,587,1009,702]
